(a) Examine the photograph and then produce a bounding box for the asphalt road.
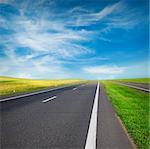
[118,82,150,92]
[120,82,149,90]
[0,82,134,149]
[97,85,134,149]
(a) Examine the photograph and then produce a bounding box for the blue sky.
[0,0,149,79]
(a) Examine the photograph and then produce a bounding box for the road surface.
[0,82,134,149]
[121,82,149,90]
[118,82,150,92]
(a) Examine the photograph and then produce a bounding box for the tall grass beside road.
[0,76,85,96]
[101,81,149,149]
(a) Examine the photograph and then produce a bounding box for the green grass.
[114,78,150,84]
[0,76,85,96]
[101,81,149,149]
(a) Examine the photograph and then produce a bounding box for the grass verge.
[101,81,149,149]
[0,76,85,96]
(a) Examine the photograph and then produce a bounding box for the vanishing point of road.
[0,82,134,149]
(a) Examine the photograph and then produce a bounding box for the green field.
[0,76,85,96]
[114,78,150,84]
[101,81,149,149]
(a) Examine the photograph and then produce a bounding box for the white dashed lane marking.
[42,96,57,103]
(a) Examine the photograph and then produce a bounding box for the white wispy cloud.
[82,60,149,80]
[83,65,125,75]
[66,1,123,27]
[0,0,145,78]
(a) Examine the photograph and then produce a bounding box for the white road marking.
[85,82,100,149]
[73,87,77,90]
[118,83,150,92]
[42,96,57,103]
[0,84,76,102]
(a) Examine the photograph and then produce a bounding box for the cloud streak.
[0,0,147,79]
[83,65,125,75]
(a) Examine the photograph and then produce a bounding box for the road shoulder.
[96,84,135,149]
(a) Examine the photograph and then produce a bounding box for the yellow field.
[0,76,85,96]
